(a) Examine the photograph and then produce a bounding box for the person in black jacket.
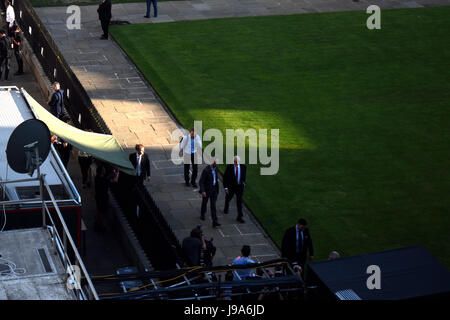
[199,158,220,228]
[47,82,65,119]
[182,227,206,267]
[0,29,11,81]
[129,144,151,187]
[223,155,247,223]
[11,25,22,75]
[281,218,314,274]
[97,0,112,40]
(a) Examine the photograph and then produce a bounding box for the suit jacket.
[223,164,246,190]
[199,165,219,196]
[98,0,112,21]
[281,226,314,262]
[129,153,151,178]
[48,89,64,117]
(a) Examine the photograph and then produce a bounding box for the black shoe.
[100,35,108,40]
[14,71,24,76]
[192,183,198,188]
[185,182,190,187]
[212,221,221,228]
[200,216,205,221]
[223,209,228,214]
[236,217,245,223]
[144,15,150,18]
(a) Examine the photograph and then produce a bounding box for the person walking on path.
[5,1,14,37]
[199,158,220,228]
[129,144,151,187]
[97,0,112,40]
[180,128,202,188]
[47,82,65,119]
[144,0,157,18]
[223,155,247,223]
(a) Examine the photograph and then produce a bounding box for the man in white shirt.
[5,1,15,37]
[180,128,202,188]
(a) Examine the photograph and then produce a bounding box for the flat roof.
[309,246,450,300]
[0,228,76,300]
[0,87,79,203]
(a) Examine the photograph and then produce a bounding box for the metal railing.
[0,175,99,300]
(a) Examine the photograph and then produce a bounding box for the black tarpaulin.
[308,246,450,300]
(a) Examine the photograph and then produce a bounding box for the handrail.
[22,87,82,205]
[41,175,99,300]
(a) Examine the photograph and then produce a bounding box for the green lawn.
[110,7,450,267]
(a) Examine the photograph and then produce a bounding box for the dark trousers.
[287,252,307,276]
[201,191,218,222]
[184,153,198,184]
[100,18,110,38]
[146,0,158,17]
[51,105,64,120]
[14,50,23,73]
[78,156,92,185]
[136,174,146,187]
[224,185,244,218]
[7,25,14,38]
[0,56,9,80]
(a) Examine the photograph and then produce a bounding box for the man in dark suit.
[199,158,220,228]
[223,155,246,223]
[129,144,151,187]
[47,82,65,119]
[281,218,314,273]
[97,0,112,40]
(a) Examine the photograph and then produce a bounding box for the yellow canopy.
[22,90,135,175]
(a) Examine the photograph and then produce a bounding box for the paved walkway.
[43,0,450,25]
[35,0,450,267]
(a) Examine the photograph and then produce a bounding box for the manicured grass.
[110,7,450,267]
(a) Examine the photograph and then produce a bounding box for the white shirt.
[6,6,15,27]
[180,134,202,154]
[225,164,241,191]
[136,153,142,176]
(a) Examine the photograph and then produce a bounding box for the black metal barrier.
[111,173,184,270]
[15,0,184,269]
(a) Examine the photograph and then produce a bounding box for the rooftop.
[0,228,76,300]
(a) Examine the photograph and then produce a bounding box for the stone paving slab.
[35,0,450,268]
